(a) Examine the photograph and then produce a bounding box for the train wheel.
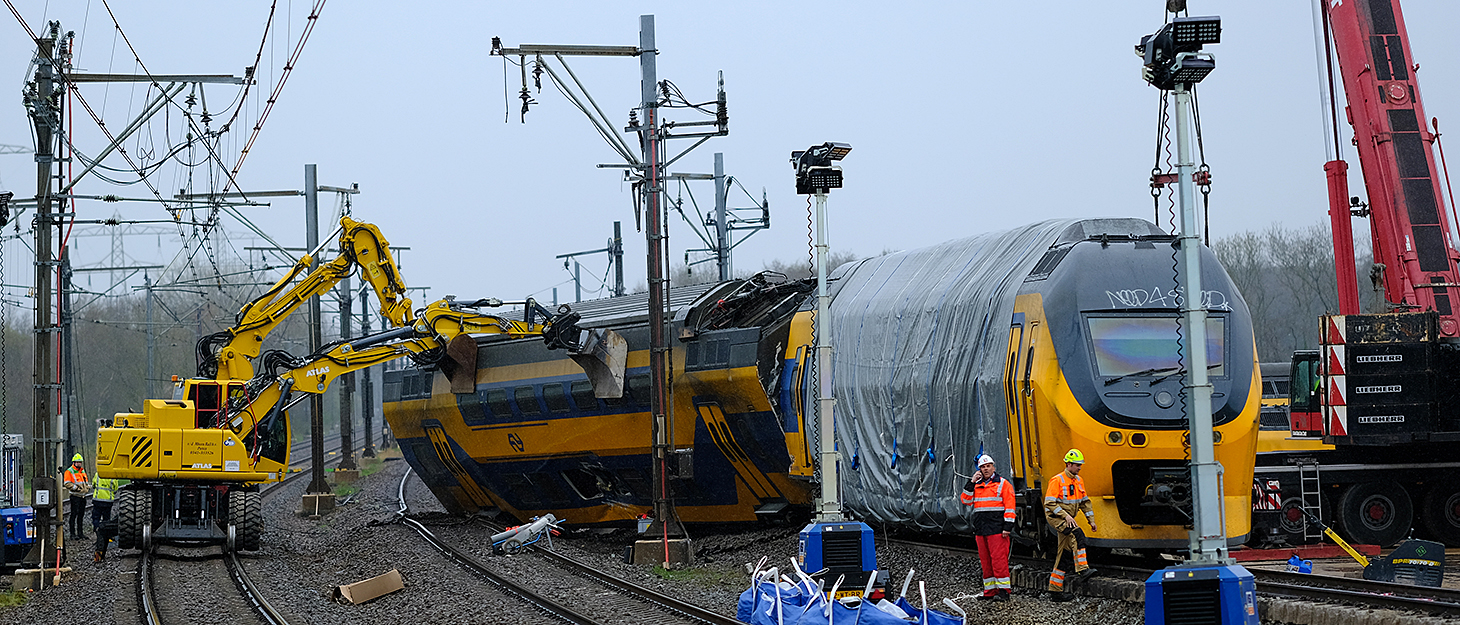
[1419,480,1460,547]
[1335,481,1412,547]
[116,490,136,550]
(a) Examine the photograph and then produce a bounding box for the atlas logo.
[305,366,331,378]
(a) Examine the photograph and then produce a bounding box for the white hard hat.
[977,454,995,467]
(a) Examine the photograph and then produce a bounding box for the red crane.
[1325,0,1460,331]
[1265,1,1460,551]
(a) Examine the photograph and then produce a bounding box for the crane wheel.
[1420,480,1460,547]
[1336,480,1412,548]
[229,490,262,551]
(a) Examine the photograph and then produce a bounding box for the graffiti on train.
[1104,286,1231,311]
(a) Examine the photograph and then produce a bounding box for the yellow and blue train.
[383,275,821,525]
[384,218,1261,550]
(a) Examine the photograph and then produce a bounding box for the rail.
[394,468,741,625]
[887,536,1460,618]
[133,434,347,625]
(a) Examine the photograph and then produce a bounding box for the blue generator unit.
[1145,564,1258,625]
[799,521,877,595]
[2,506,36,572]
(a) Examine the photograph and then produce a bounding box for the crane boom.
[1329,0,1460,332]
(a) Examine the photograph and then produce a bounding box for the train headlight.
[1213,431,1223,444]
[1129,432,1148,447]
[1106,431,1124,445]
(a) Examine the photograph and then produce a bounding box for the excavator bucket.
[569,328,626,398]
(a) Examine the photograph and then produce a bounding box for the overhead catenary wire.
[228,0,328,187]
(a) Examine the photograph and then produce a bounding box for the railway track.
[135,435,345,625]
[887,536,1460,618]
[395,468,741,625]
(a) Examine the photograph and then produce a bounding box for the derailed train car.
[384,216,1261,549]
[820,217,1260,549]
[382,275,821,525]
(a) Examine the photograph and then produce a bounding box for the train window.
[531,472,570,504]
[569,380,598,411]
[617,468,651,499]
[484,389,513,419]
[457,391,483,423]
[542,383,571,413]
[560,468,605,500]
[504,474,542,509]
[514,386,543,416]
[1087,316,1225,378]
[626,374,653,406]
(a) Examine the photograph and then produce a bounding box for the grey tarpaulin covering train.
[817,217,1258,549]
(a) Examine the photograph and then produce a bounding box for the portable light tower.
[1136,14,1259,625]
[791,143,880,596]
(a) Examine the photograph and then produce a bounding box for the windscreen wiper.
[1103,366,1180,386]
[1152,363,1222,386]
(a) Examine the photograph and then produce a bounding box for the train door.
[1005,314,1029,483]
[784,345,815,477]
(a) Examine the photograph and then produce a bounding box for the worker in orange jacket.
[1045,448,1098,601]
[62,452,91,541]
[961,454,1016,601]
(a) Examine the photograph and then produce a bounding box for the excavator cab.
[186,380,249,429]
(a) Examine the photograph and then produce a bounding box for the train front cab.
[1004,292,1260,552]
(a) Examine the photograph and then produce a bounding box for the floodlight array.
[1171,16,1221,49]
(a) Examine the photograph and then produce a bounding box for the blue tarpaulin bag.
[893,596,964,625]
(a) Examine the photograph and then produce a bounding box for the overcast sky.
[1,1,1458,315]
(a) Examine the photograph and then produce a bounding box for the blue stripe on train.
[396,406,794,516]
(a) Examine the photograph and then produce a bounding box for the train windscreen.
[1087,316,1225,378]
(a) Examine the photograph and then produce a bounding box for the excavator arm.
[228,298,625,472]
[198,216,415,381]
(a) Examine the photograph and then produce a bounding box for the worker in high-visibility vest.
[960,454,1016,601]
[91,476,127,562]
[1044,449,1098,601]
[62,452,91,541]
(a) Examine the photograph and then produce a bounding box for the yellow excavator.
[96,216,624,551]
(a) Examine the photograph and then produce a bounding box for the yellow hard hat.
[1063,449,1084,464]
[72,452,84,462]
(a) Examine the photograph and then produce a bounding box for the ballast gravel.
[4,451,1298,625]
